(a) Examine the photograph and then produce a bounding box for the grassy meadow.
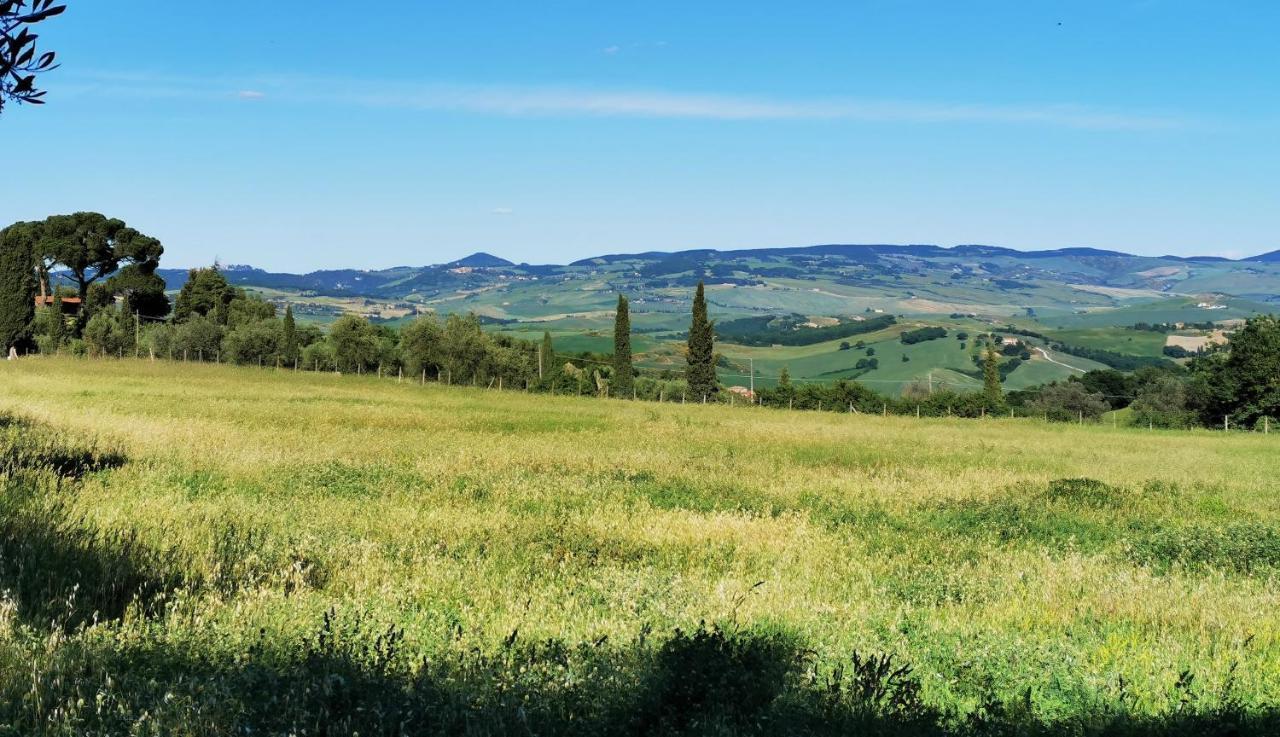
[1,356,1279,734]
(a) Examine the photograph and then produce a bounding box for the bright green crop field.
[1,357,1278,735]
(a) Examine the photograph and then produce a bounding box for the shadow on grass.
[0,411,126,479]
[0,489,188,629]
[0,413,176,629]
[4,612,1275,737]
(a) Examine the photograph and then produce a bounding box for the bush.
[222,319,282,366]
[330,315,381,373]
[1130,522,1280,574]
[141,323,176,359]
[82,309,131,357]
[173,315,225,360]
[900,327,947,345]
[1026,382,1109,422]
[302,340,337,371]
[1130,375,1195,428]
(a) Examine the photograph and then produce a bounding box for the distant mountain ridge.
[570,244,1142,265]
[168,245,1279,278]
[154,244,1280,311]
[448,252,514,268]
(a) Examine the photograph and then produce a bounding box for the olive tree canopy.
[1,1,65,114]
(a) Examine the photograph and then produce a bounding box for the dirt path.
[1033,346,1086,373]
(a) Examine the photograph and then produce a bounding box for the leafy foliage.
[1131,374,1194,428]
[1189,315,1280,428]
[35,213,165,307]
[715,313,896,347]
[0,221,36,351]
[0,0,64,113]
[900,326,948,345]
[174,266,236,324]
[1026,382,1110,422]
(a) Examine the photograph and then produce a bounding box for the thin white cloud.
[602,41,669,55]
[63,71,1185,131]
[491,207,514,215]
[343,85,1179,130]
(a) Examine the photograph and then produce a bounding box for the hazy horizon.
[155,241,1275,274]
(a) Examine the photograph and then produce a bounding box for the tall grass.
[0,356,1278,734]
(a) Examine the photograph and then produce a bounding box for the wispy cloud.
[491,207,514,215]
[333,85,1181,130]
[601,41,669,56]
[62,71,1185,131]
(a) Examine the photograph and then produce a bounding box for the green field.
[714,328,1089,395]
[2,358,1279,734]
[1046,298,1269,330]
[1048,328,1169,357]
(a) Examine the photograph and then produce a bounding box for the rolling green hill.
[149,244,1277,395]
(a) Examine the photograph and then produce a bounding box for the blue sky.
[4,1,1278,270]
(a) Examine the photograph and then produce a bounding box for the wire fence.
[18,348,1275,436]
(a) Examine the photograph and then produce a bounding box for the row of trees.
[6,250,721,401]
[1003,316,1280,429]
[1,213,168,353]
[7,227,1277,431]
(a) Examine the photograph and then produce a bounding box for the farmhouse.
[33,296,83,315]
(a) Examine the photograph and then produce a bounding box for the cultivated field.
[1,357,1278,734]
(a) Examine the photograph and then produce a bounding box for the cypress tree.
[686,281,717,398]
[777,365,795,403]
[540,331,554,382]
[612,294,634,398]
[983,345,1004,410]
[0,224,36,354]
[49,293,66,348]
[282,305,299,363]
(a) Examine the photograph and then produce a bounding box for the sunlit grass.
[1,355,1278,730]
